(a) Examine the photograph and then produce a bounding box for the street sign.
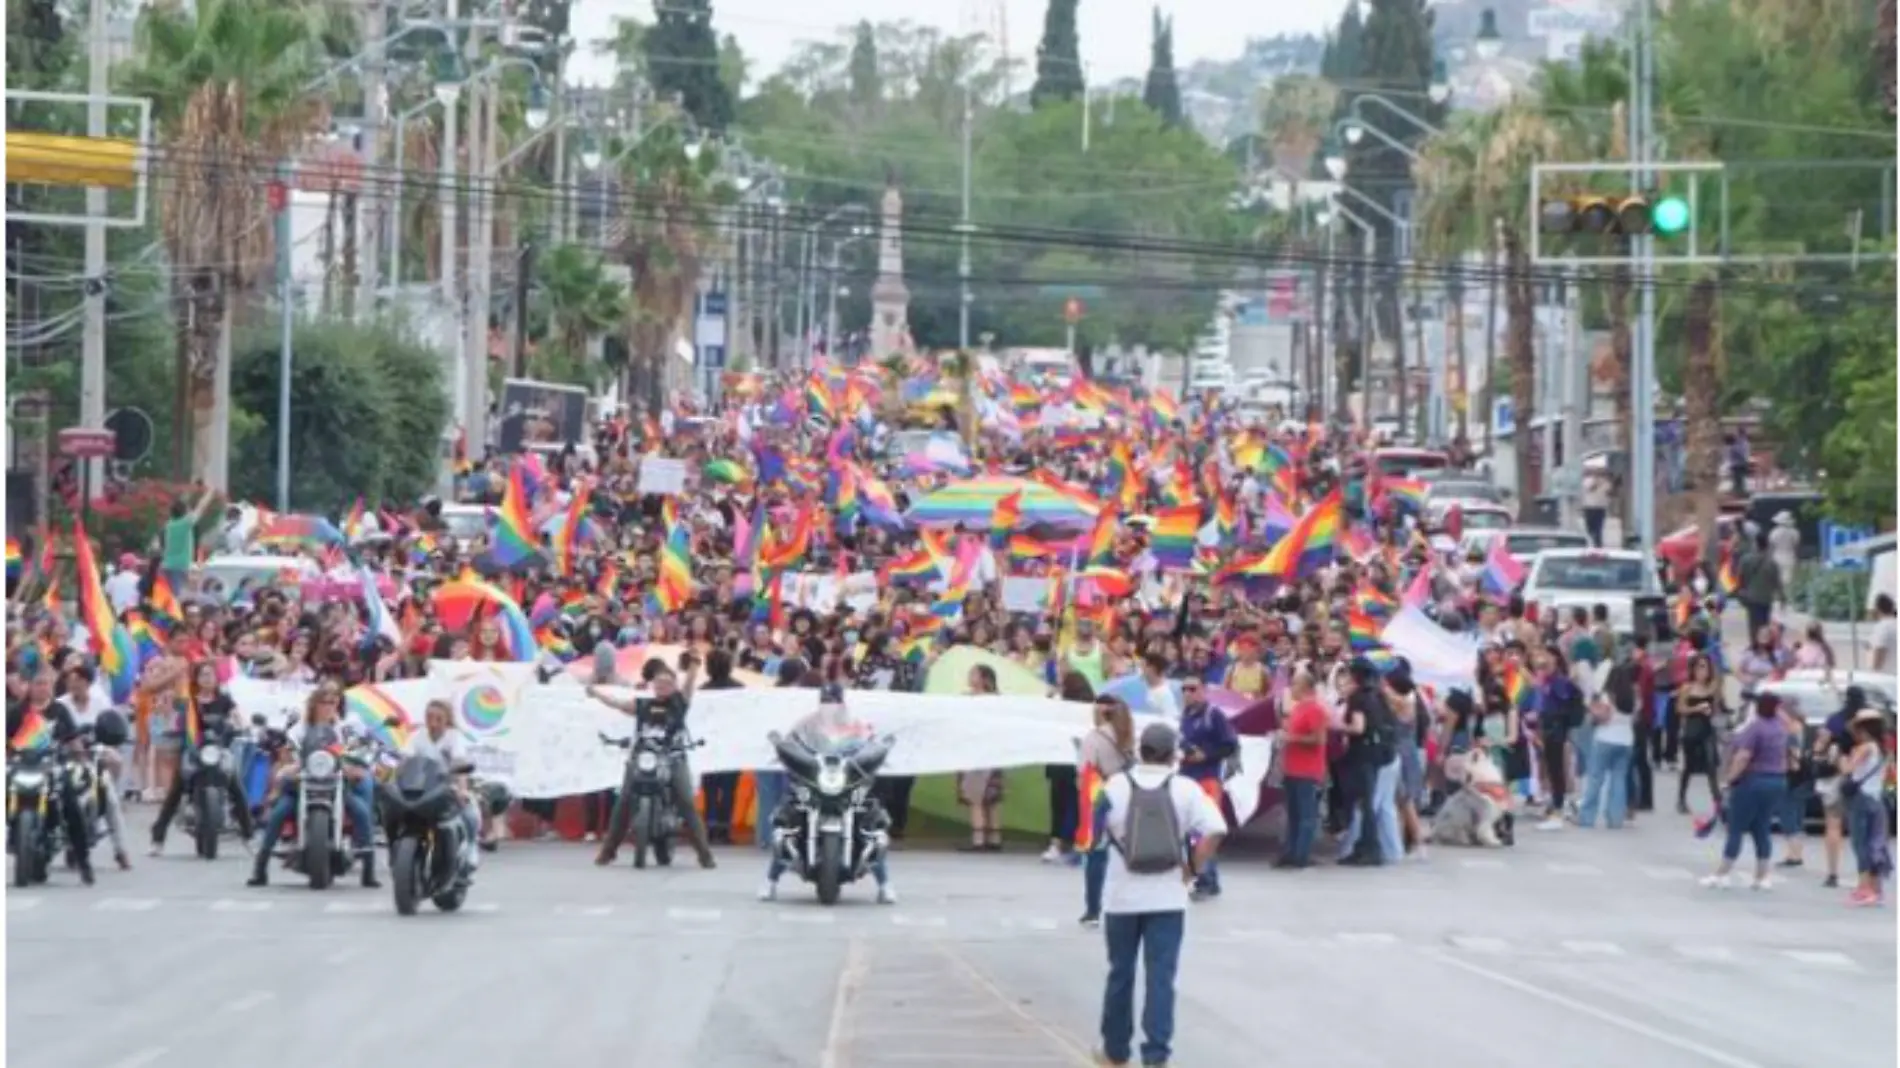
[1063,297,1084,325]
[57,428,116,459]
[1820,520,1874,568]
[1493,397,1515,437]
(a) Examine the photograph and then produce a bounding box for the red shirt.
[1282,698,1330,782]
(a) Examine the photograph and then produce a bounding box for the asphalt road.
[7,802,1893,1068]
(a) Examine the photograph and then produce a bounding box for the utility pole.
[79,0,109,502]
[956,81,973,350]
[1560,267,1584,529]
[358,0,386,313]
[462,24,492,460]
[439,0,463,433]
[1629,0,1659,556]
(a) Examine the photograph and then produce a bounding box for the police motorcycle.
[380,750,478,916]
[766,726,895,905]
[8,742,97,888]
[598,722,704,870]
[258,718,384,889]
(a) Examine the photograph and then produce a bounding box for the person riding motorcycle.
[54,663,132,870]
[403,699,483,879]
[758,685,896,904]
[247,684,379,888]
[9,668,101,883]
[150,659,255,855]
[586,655,717,869]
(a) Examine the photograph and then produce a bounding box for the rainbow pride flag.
[1146,505,1201,570]
[73,520,137,702]
[489,465,541,568]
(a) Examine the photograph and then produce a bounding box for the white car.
[197,554,322,598]
[438,504,492,550]
[1462,527,1592,568]
[1521,548,1663,636]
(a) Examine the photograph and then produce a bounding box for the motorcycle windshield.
[782,729,890,776]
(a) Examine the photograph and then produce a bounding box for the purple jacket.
[1178,702,1238,782]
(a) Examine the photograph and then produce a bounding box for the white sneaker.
[757,880,778,902]
[1699,873,1735,889]
[1750,877,1773,892]
[1536,818,1564,832]
[876,883,897,905]
[1039,845,1063,864]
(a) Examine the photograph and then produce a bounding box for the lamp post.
[389,96,442,287]
[1317,200,1376,424]
[798,204,869,368]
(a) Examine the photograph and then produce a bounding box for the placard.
[637,456,688,496]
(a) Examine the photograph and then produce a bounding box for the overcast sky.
[565,0,1352,88]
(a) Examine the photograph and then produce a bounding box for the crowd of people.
[6,363,1894,1066]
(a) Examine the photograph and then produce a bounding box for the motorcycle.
[380,753,476,916]
[767,728,894,905]
[599,725,702,869]
[179,725,240,860]
[8,748,91,887]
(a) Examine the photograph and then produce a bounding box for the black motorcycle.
[599,725,702,869]
[380,754,475,916]
[767,728,893,905]
[8,748,92,887]
[179,723,239,860]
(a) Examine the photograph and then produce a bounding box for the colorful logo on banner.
[459,683,510,737]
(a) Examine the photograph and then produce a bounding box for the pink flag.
[1481,534,1527,597]
[1402,564,1435,609]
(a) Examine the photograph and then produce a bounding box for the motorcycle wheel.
[815,831,844,906]
[12,811,41,887]
[195,785,224,861]
[392,836,421,916]
[652,803,674,868]
[432,885,466,913]
[304,810,334,890]
[632,798,655,870]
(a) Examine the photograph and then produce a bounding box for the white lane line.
[463,902,500,913]
[1335,932,1400,946]
[209,898,272,912]
[667,907,723,922]
[891,913,948,927]
[321,901,379,914]
[1562,940,1625,956]
[1547,863,1605,877]
[1449,936,1512,954]
[779,911,837,925]
[1640,865,1696,881]
[95,898,160,911]
[555,904,614,916]
[1010,917,1059,932]
[1673,945,1738,963]
[1427,949,1768,1068]
[106,1047,170,1068]
[818,937,866,1068]
[8,897,43,911]
[1782,949,1857,969]
[226,991,276,1013]
[1459,857,1507,870]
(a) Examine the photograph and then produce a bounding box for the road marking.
[1009,917,1059,932]
[1427,950,1768,1068]
[891,913,947,927]
[556,904,613,917]
[1459,857,1507,870]
[1640,865,1696,881]
[209,898,272,912]
[1673,945,1738,963]
[226,991,276,1013]
[321,901,379,914]
[932,942,1097,1066]
[1335,931,1400,946]
[779,911,837,925]
[1562,940,1625,956]
[95,898,160,911]
[1449,936,1512,954]
[1782,950,1857,969]
[8,897,42,911]
[1546,862,1604,877]
[819,937,865,1068]
[464,902,500,913]
[106,1047,169,1068]
[667,907,723,923]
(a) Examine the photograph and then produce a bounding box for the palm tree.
[613,120,730,411]
[121,0,326,487]
[1681,278,1724,559]
[1414,103,1561,520]
[1255,72,1337,191]
[534,243,629,377]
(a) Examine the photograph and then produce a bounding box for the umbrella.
[924,645,1047,697]
[904,475,1100,531]
[253,514,344,549]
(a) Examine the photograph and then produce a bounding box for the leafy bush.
[1788,561,1872,622]
[49,479,224,557]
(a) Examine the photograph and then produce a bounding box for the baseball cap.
[1137,721,1178,760]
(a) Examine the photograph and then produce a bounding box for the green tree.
[530,243,629,385]
[227,320,450,510]
[119,0,327,488]
[644,0,733,133]
[1141,9,1182,127]
[1030,0,1083,107]
[848,20,881,108]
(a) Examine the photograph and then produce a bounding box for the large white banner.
[232,664,1271,814]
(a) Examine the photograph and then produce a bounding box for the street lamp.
[1474,7,1504,60]
[579,142,602,169]
[523,84,550,131]
[1323,137,1348,181]
[1428,59,1451,104]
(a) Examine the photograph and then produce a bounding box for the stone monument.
[868,178,912,357]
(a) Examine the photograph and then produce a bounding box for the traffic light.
[1538,195,1691,237]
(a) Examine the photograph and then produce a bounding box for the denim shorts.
[1397,742,1424,805]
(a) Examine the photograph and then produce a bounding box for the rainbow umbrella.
[904,475,1100,531]
[254,514,345,549]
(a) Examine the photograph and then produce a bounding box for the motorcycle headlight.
[304,751,339,778]
[817,766,848,794]
[197,745,225,768]
[13,772,44,791]
[634,751,659,773]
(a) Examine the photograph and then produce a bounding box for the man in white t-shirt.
[104,554,143,615]
[1140,653,1181,722]
[1089,722,1225,1068]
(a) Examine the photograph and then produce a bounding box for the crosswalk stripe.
[95,898,159,911]
[1782,949,1857,968]
[1450,936,1512,953]
[1546,863,1604,876]
[777,910,835,924]
[667,907,723,922]
[1335,932,1399,946]
[1673,945,1737,963]
[891,913,947,927]
[321,901,379,914]
[1458,858,1507,870]
[555,904,613,917]
[209,898,272,912]
[1562,940,1624,956]
[1639,865,1696,880]
[8,897,42,911]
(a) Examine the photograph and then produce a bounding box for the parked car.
[1522,548,1663,637]
[1460,527,1591,568]
[1757,671,1897,832]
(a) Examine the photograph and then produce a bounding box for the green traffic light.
[1652,196,1690,235]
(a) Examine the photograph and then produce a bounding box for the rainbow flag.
[183,698,203,749]
[896,614,945,663]
[1346,607,1383,652]
[1148,388,1180,425]
[341,497,367,539]
[1076,566,1135,598]
[5,537,20,583]
[346,685,415,751]
[989,490,1023,549]
[490,465,541,568]
[1354,584,1399,619]
[431,574,538,663]
[1259,443,1297,499]
[759,507,814,572]
[148,571,184,629]
[804,374,837,423]
[654,520,694,613]
[125,610,164,667]
[9,708,52,751]
[1146,504,1201,570]
[1381,477,1428,516]
[1075,763,1106,851]
[1502,661,1531,710]
[880,548,940,585]
[1253,488,1343,582]
[1083,509,1117,568]
[73,520,137,703]
[1717,551,1740,597]
[1106,443,1140,511]
[552,479,593,576]
[1480,534,1526,598]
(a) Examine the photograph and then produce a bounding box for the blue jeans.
[257,777,376,858]
[1282,777,1321,865]
[753,772,786,851]
[1578,740,1633,829]
[1336,758,1402,861]
[1101,910,1186,1066]
[1723,773,1787,863]
[1083,847,1109,918]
